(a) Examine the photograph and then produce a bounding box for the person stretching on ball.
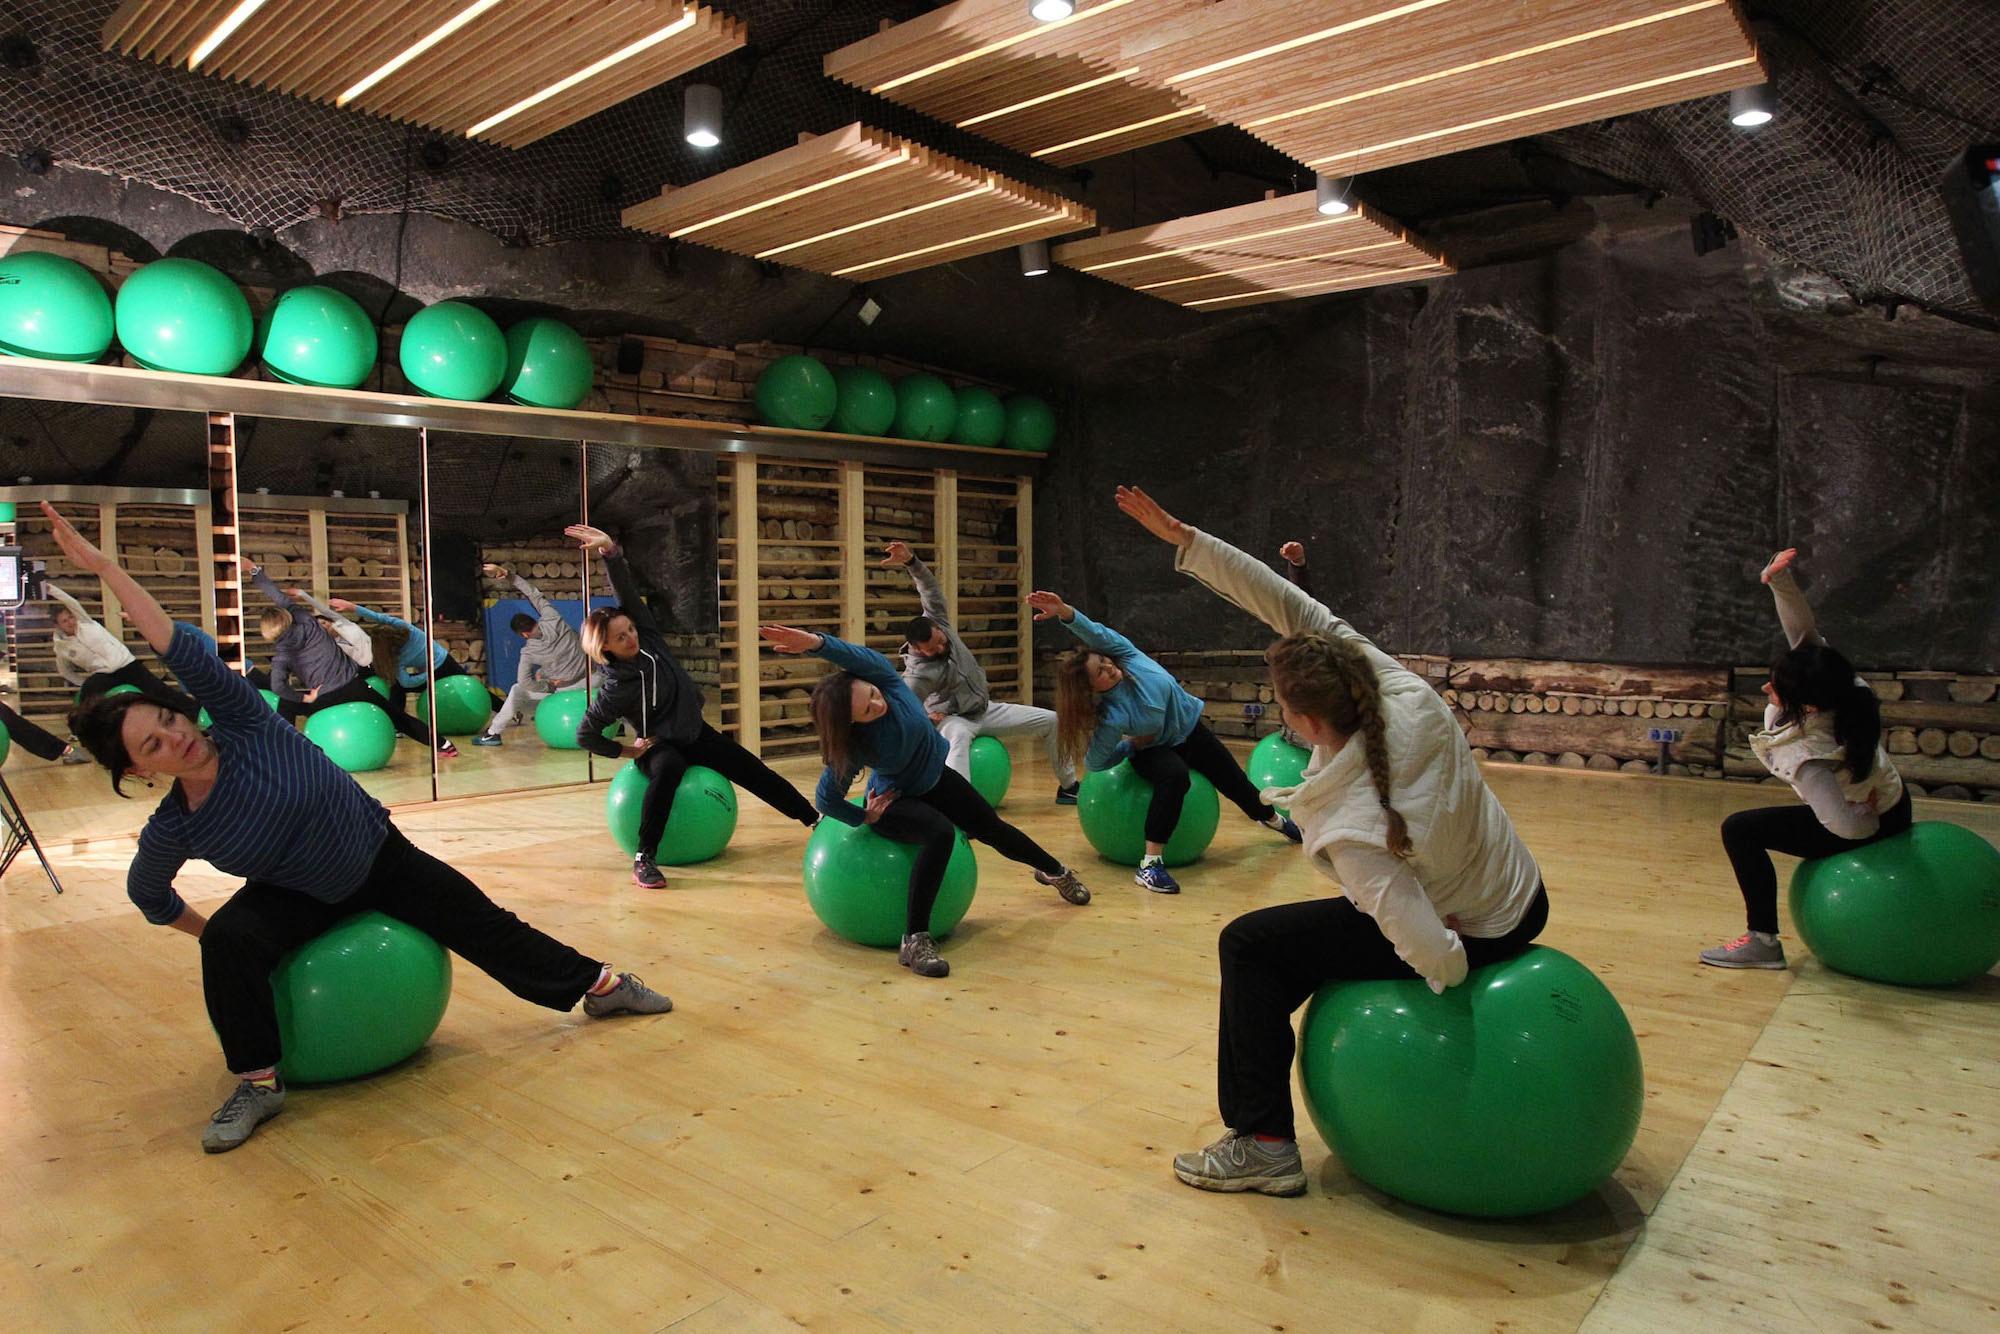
[47,502,671,1156]
[1114,486,1549,1197]
[1035,588,1302,895]
[1699,548,1908,971]
[568,524,821,888]
[759,623,1090,979]
[471,563,590,748]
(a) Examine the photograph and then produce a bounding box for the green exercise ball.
[802,815,978,948]
[0,251,115,362]
[893,373,958,442]
[114,258,254,376]
[103,683,143,698]
[950,385,1006,447]
[533,686,598,749]
[261,688,285,713]
[502,316,593,410]
[1076,759,1219,866]
[363,675,390,699]
[755,354,838,430]
[1247,732,1312,815]
[1002,393,1057,453]
[969,735,1012,808]
[201,687,279,729]
[272,911,452,1084]
[257,285,377,389]
[829,364,897,436]
[399,300,506,401]
[1789,822,2000,987]
[604,761,739,865]
[415,674,493,736]
[1299,946,1644,1217]
[0,725,11,768]
[304,701,397,772]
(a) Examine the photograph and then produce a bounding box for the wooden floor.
[1,748,1995,1332]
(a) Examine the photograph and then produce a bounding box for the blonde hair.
[1052,647,1103,774]
[579,607,625,665]
[1265,631,1413,858]
[257,608,289,640]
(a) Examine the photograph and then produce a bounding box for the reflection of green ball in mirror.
[399,300,507,400]
[305,701,397,772]
[257,285,377,388]
[950,385,1006,447]
[271,912,452,1084]
[829,365,897,436]
[755,354,838,430]
[0,251,115,362]
[0,726,10,767]
[501,317,594,409]
[893,373,957,442]
[1076,760,1219,866]
[415,674,494,735]
[114,258,254,375]
[802,817,977,948]
[1002,393,1057,453]
[363,675,390,699]
[605,762,739,865]
[533,687,610,749]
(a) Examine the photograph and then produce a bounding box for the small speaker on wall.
[1941,143,2000,313]
[615,338,644,375]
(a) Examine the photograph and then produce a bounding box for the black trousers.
[79,661,195,714]
[871,765,1065,936]
[1216,885,1550,1140]
[286,674,436,746]
[1721,788,1913,934]
[0,701,70,761]
[386,656,468,749]
[1128,721,1275,844]
[636,721,819,852]
[201,825,603,1074]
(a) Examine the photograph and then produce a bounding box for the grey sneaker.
[583,972,673,1017]
[898,931,950,978]
[1172,1131,1307,1197]
[1699,933,1787,969]
[60,743,92,764]
[201,1079,286,1154]
[1035,865,1091,905]
[632,854,667,889]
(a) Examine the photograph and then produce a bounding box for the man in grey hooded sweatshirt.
[473,563,591,746]
[883,541,1077,804]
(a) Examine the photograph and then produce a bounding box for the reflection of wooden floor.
[2,750,1995,1330]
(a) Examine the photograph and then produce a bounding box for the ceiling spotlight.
[1728,82,1774,128]
[684,83,722,149]
[1018,238,1051,276]
[1315,174,1355,216]
[1030,0,1075,22]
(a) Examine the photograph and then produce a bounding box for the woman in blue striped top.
[48,504,671,1156]
[758,623,1091,978]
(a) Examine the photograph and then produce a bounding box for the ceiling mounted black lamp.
[1728,81,1775,128]
[684,82,722,149]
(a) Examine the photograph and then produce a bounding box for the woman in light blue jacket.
[329,598,470,757]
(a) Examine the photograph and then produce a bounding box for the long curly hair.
[1265,631,1413,858]
[1052,647,1105,774]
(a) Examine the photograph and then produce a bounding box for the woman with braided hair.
[1114,486,1548,1198]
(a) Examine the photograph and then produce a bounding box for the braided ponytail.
[1352,686,1414,858]
[1265,631,1415,859]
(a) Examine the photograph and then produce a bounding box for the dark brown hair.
[1265,631,1413,858]
[363,620,410,673]
[809,670,859,777]
[69,692,198,797]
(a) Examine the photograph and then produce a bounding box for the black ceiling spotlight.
[1018,239,1051,276]
[17,146,52,176]
[1728,80,1775,129]
[1315,174,1355,216]
[1691,211,1738,255]
[0,32,37,71]
[419,137,451,172]
[684,83,722,149]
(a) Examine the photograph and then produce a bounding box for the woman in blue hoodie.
[328,596,467,758]
[759,623,1090,979]
[1033,590,1300,895]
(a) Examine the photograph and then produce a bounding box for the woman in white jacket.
[1114,487,1549,1198]
[47,582,192,710]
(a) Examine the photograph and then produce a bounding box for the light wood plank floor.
[1,749,1994,1332]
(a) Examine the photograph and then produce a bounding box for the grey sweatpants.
[938,701,1076,788]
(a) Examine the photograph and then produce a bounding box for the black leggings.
[0,701,70,761]
[290,674,436,747]
[200,824,603,1074]
[387,656,469,749]
[1215,885,1550,1140]
[871,765,1066,936]
[80,661,195,714]
[1128,722,1274,844]
[636,722,819,852]
[1721,788,1913,934]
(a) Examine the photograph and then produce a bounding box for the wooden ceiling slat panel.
[622,124,1093,281]
[102,0,747,147]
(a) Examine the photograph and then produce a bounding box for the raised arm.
[1281,542,1312,598]
[883,542,951,627]
[1761,550,1822,649]
[567,525,659,634]
[44,580,96,626]
[766,626,905,690]
[40,503,174,654]
[246,563,310,624]
[513,573,564,625]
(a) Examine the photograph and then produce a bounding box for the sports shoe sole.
[1134,874,1180,894]
[1171,1162,1307,1196]
[1698,955,1786,970]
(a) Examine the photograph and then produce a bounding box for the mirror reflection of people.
[326,596,467,758]
[0,688,90,763]
[472,563,588,748]
[47,580,192,711]
[46,502,672,1156]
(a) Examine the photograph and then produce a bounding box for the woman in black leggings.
[1,698,87,763]
[759,623,1090,979]
[1701,549,1909,970]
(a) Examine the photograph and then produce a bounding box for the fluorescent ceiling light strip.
[958,67,1137,128]
[871,0,1140,94]
[1133,238,1406,289]
[1244,1,1726,130]
[468,11,697,137]
[1077,214,1355,272]
[1184,260,1447,306]
[668,157,910,239]
[1030,105,1207,158]
[338,0,503,106]
[832,216,1060,277]
[757,183,996,258]
[1306,57,1758,166]
[188,0,270,70]
[1169,0,1456,84]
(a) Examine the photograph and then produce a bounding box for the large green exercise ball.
[304,701,397,772]
[257,285,377,388]
[1076,759,1219,866]
[114,258,253,376]
[829,364,897,436]
[950,385,1007,447]
[1247,732,1312,814]
[0,251,115,362]
[802,815,977,948]
[1002,393,1057,453]
[363,675,390,699]
[755,354,838,430]
[415,674,494,735]
[398,300,507,401]
[533,686,597,749]
[605,761,739,865]
[893,372,957,442]
[271,911,452,1084]
[204,687,282,728]
[1789,822,2000,987]
[969,735,1012,808]
[1299,946,1644,1217]
[0,725,11,768]
[501,316,593,410]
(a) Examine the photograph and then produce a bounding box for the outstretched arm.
[1280,541,1312,598]
[1761,549,1822,649]
[40,504,173,654]
[568,525,658,633]
[884,541,951,627]
[244,561,309,624]
[762,625,904,690]
[1116,486,1347,643]
[44,580,97,626]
